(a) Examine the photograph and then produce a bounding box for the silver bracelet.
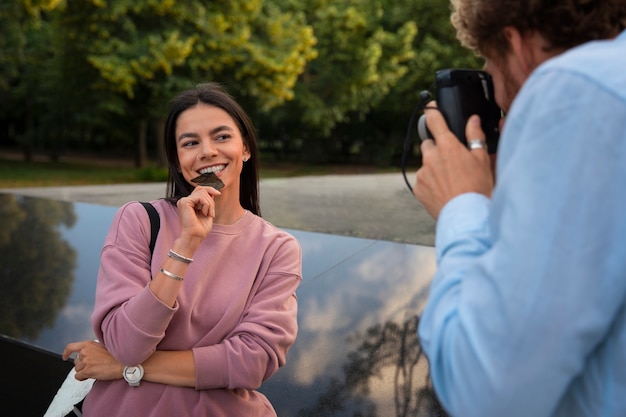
[160,267,184,281]
[168,249,194,264]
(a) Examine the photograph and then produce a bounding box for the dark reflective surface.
[0,193,445,417]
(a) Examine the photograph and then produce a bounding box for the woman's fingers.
[182,186,220,217]
[62,340,91,361]
[67,341,124,381]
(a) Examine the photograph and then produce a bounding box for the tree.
[0,195,77,339]
[358,0,483,166]
[255,0,482,166]
[55,0,317,167]
[0,0,64,161]
[0,0,61,90]
[297,316,447,417]
[259,0,417,163]
[1,0,485,167]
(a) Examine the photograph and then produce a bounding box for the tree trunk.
[154,118,166,167]
[135,119,148,168]
[22,112,34,163]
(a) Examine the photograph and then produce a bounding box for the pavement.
[1,172,437,247]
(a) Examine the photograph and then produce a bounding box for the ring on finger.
[468,138,487,151]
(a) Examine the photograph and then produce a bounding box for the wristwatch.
[123,364,144,387]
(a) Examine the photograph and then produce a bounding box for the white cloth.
[44,367,94,417]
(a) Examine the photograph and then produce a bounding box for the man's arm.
[417,70,626,417]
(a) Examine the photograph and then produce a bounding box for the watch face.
[124,366,143,383]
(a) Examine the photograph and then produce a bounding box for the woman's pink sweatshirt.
[84,199,302,417]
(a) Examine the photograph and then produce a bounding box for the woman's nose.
[197,141,218,159]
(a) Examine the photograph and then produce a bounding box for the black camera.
[417,68,501,153]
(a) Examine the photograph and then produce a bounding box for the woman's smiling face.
[175,103,250,192]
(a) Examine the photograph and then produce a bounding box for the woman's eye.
[215,134,231,142]
[181,140,198,148]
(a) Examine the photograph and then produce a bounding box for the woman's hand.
[150,185,222,305]
[176,185,222,243]
[63,342,197,387]
[63,340,124,381]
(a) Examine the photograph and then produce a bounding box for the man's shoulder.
[538,32,626,95]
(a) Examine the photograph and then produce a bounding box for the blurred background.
[0,0,480,184]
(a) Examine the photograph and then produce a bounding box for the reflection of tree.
[0,194,77,339]
[298,315,447,417]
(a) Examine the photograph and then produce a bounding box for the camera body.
[418,68,501,153]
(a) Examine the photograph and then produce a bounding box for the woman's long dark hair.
[163,83,261,216]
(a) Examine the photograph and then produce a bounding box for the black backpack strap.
[139,202,160,256]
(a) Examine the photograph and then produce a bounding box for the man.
[414,1,626,416]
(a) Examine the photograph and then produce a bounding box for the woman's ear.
[243,144,251,162]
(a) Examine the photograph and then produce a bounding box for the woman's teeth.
[199,165,225,175]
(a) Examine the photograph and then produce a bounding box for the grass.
[0,159,144,187]
[0,155,401,188]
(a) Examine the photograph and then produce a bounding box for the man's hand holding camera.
[413,103,494,219]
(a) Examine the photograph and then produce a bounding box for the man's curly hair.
[451,0,626,59]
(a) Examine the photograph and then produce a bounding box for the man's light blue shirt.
[418,31,626,417]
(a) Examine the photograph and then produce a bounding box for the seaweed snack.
[191,172,225,190]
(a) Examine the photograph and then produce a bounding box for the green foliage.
[255,0,481,165]
[0,158,142,187]
[271,0,417,137]
[0,0,62,90]
[0,0,69,161]
[57,0,316,110]
[1,0,484,168]
[385,0,482,98]
[336,0,483,166]
[136,165,169,182]
[31,0,319,167]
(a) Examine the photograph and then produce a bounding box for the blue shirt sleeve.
[418,61,626,417]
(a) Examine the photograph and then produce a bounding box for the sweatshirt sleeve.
[192,235,302,390]
[91,202,178,365]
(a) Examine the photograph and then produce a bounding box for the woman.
[63,83,302,416]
